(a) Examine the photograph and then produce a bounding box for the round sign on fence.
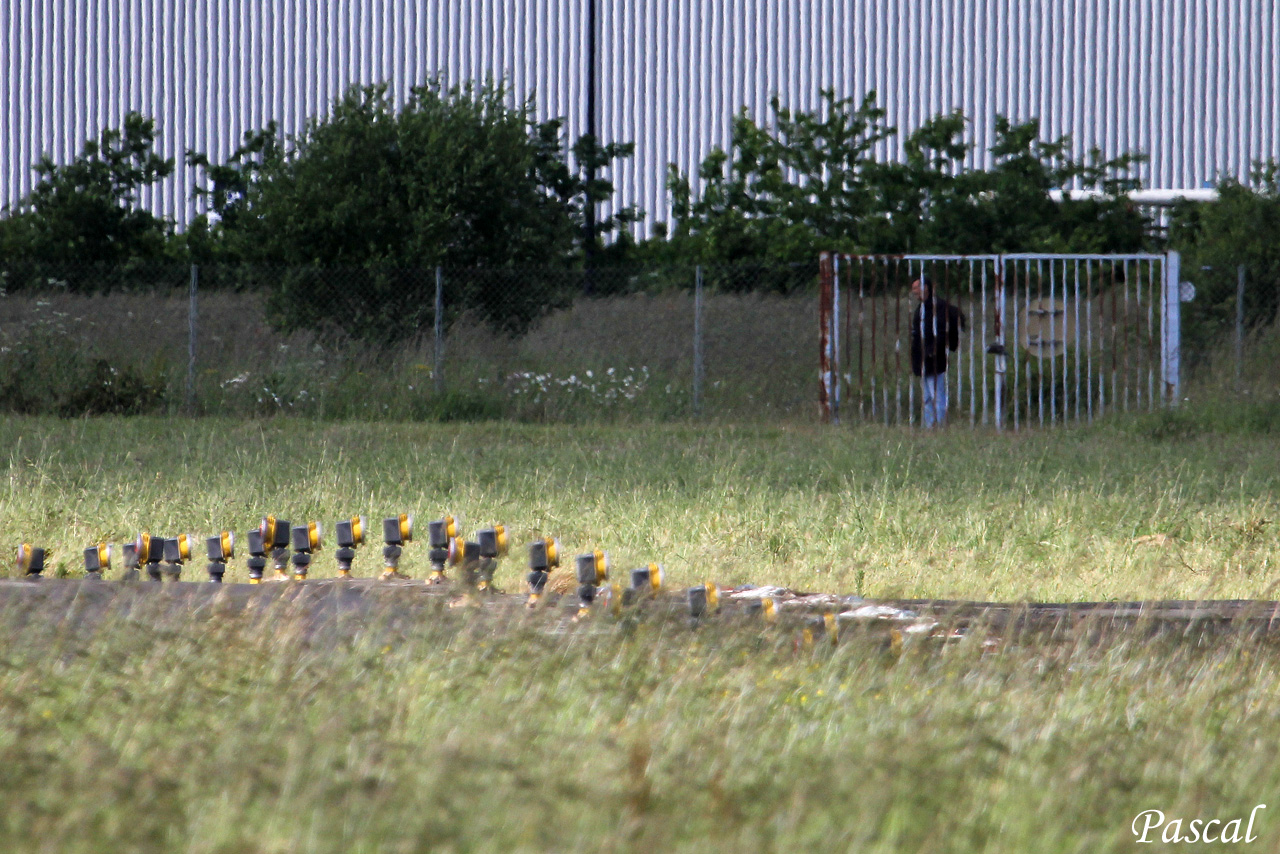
[1022,298,1073,359]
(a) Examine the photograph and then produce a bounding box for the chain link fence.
[1179,263,1280,398]
[0,260,1274,423]
[0,262,818,421]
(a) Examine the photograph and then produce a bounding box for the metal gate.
[819,253,1182,427]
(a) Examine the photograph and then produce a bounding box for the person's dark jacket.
[910,297,966,377]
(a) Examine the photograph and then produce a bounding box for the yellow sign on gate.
[1022,298,1073,359]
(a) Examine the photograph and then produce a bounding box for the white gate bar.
[1149,259,1159,408]
[1162,250,1181,404]
[1003,253,1168,261]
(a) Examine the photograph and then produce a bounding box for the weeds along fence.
[1,260,1274,424]
[0,263,817,421]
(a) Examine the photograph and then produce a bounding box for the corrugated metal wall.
[3,0,1278,234]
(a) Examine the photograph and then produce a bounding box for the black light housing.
[245,529,267,583]
[380,514,414,579]
[687,583,719,619]
[160,535,192,581]
[290,522,323,579]
[477,525,508,559]
[335,516,366,548]
[574,550,610,618]
[426,516,460,584]
[427,516,457,548]
[136,532,163,581]
[206,531,234,583]
[83,543,112,578]
[290,522,322,554]
[473,525,507,592]
[334,515,366,577]
[260,517,292,578]
[206,531,235,562]
[629,563,664,596]
[16,544,46,578]
[382,514,413,546]
[525,537,560,606]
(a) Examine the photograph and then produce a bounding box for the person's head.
[910,275,933,301]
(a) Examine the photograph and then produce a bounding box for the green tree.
[657,90,892,275]
[0,112,176,272]
[193,80,635,268]
[933,116,1147,253]
[190,80,636,337]
[184,123,281,263]
[1170,161,1280,356]
[652,95,1150,271]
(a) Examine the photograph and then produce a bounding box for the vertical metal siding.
[2,0,1279,235]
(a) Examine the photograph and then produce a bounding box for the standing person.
[909,275,966,428]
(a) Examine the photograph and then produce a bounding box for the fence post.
[818,253,835,423]
[1162,251,1181,405]
[187,264,198,414]
[434,267,444,395]
[994,257,1007,431]
[693,266,704,417]
[1236,264,1246,389]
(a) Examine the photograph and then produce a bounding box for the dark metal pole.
[583,0,597,293]
[1236,264,1246,389]
[693,266,704,416]
[187,264,198,414]
[434,267,445,395]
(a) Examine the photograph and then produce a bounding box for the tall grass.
[3,415,1280,851]
[2,415,1277,600]
[1,585,1279,853]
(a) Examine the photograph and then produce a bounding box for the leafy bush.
[0,343,167,417]
[407,389,504,422]
[58,359,167,416]
[653,91,1150,265]
[0,113,176,270]
[189,81,636,341]
[1169,162,1280,362]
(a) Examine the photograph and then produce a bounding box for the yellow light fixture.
[687,582,719,619]
[577,549,609,586]
[630,563,664,594]
[15,544,45,576]
[477,525,508,558]
[83,542,112,575]
[573,549,611,619]
[335,514,366,547]
[219,531,236,560]
[245,529,267,583]
[135,532,153,564]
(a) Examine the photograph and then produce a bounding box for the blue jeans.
[921,373,948,428]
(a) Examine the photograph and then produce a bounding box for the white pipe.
[1050,188,1219,205]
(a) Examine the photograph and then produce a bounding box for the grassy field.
[2,411,1280,852]
[2,412,1277,599]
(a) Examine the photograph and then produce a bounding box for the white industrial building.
[2,0,1277,234]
